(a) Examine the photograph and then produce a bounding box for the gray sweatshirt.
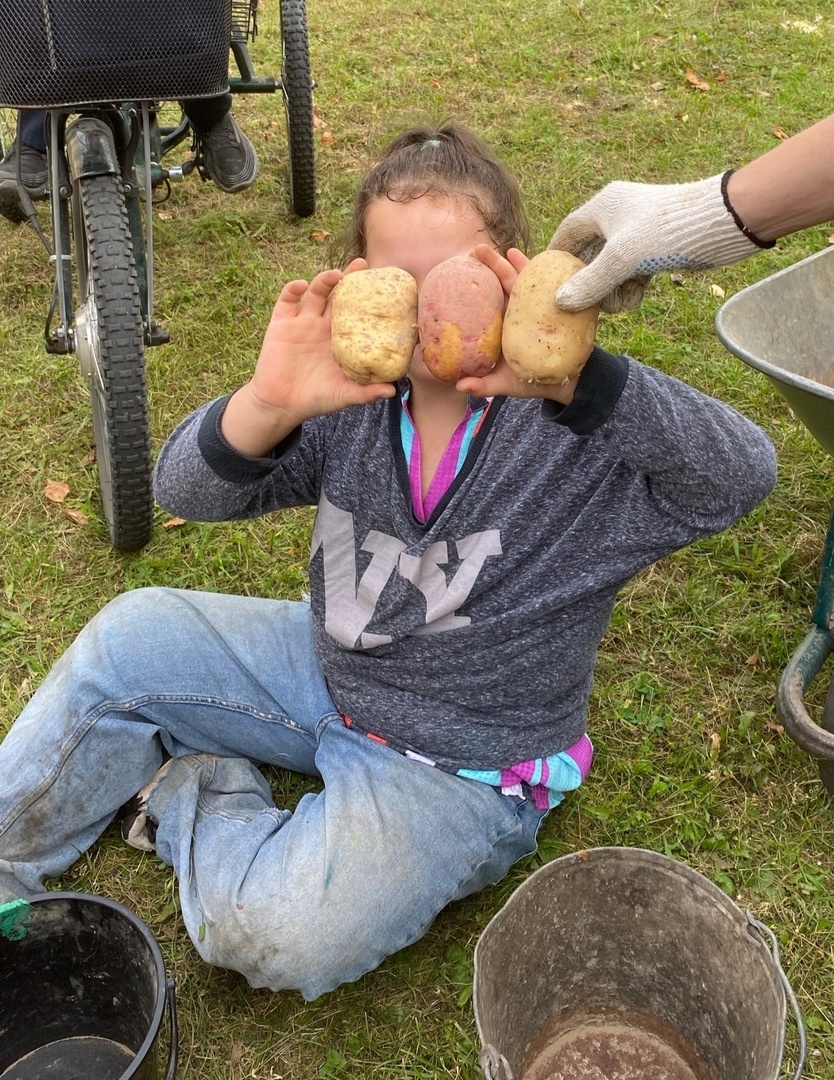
[154,348,776,771]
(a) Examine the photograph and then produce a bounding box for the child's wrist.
[221,384,304,456]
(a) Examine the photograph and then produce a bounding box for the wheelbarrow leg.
[778,505,834,789]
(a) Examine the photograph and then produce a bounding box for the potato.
[331,266,418,384]
[417,255,504,382]
[502,250,599,383]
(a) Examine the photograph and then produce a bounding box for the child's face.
[364,193,492,290]
[364,194,494,389]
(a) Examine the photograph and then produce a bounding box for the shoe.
[197,113,259,193]
[119,757,176,853]
[0,142,48,199]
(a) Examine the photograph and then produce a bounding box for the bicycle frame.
[41,34,277,359]
[3,1,313,550]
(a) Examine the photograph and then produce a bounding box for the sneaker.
[197,113,259,193]
[0,142,48,198]
[119,757,176,853]
[0,142,48,223]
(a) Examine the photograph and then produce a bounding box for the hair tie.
[421,139,442,149]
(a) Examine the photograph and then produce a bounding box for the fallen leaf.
[464,56,476,65]
[45,480,70,503]
[716,71,728,83]
[312,115,326,128]
[685,66,710,91]
[162,516,186,529]
[650,80,664,90]
[430,77,442,89]
[827,233,834,245]
[632,61,641,71]
[158,211,173,220]
[772,125,789,140]
[82,449,96,465]
[63,507,88,526]
[320,130,336,145]
[670,273,686,286]
[310,229,331,241]
[709,283,725,299]
[709,731,721,754]
[766,720,785,735]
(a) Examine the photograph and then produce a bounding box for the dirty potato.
[417,255,504,382]
[502,250,599,383]
[331,266,418,384]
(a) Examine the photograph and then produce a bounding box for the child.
[0,121,776,1000]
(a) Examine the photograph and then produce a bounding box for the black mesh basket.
[0,0,234,107]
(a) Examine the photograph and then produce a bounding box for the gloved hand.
[548,171,772,313]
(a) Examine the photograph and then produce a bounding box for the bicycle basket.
[0,0,233,108]
[230,0,258,42]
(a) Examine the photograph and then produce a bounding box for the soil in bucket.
[0,893,171,1080]
[522,1009,715,1080]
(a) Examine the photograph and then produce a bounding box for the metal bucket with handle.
[473,847,804,1080]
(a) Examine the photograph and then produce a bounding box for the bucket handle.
[163,977,179,1080]
[747,917,806,1080]
[479,1044,513,1080]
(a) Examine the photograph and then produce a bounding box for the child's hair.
[340,120,529,265]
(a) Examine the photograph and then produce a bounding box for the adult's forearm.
[727,113,834,241]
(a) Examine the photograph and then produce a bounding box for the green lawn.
[1,0,834,1076]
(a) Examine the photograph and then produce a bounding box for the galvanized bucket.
[473,848,804,1080]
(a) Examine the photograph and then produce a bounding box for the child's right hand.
[221,267,396,457]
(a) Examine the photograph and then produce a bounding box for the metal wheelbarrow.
[716,246,834,788]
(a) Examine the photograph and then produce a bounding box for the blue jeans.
[0,587,546,999]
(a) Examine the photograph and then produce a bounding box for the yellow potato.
[331,267,418,384]
[502,250,599,383]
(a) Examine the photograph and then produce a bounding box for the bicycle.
[0,0,316,551]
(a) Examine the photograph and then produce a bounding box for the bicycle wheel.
[72,172,154,551]
[279,0,316,217]
[0,107,27,224]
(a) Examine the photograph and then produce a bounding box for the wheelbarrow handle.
[777,627,834,758]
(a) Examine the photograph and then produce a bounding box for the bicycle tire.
[279,0,316,217]
[0,107,28,225]
[72,172,154,551]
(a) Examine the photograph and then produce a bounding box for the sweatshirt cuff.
[197,394,302,483]
[542,347,629,435]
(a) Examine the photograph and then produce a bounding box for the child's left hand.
[456,245,581,407]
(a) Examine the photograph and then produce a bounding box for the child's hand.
[222,265,395,456]
[457,246,580,405]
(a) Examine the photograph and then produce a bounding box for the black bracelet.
[720,170,776,249]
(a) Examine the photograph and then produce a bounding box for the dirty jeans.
[0,587,546,999]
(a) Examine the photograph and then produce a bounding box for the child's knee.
[88,586,173,638]
[195,897,388,1000]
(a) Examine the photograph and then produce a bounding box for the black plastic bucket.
[0,892,177,1080]
[473,848,805,1080]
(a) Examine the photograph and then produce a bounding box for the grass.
[2,0,834,1076]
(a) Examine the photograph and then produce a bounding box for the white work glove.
[549,171,772,313]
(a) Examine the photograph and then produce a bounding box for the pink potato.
[417,255,504,382]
